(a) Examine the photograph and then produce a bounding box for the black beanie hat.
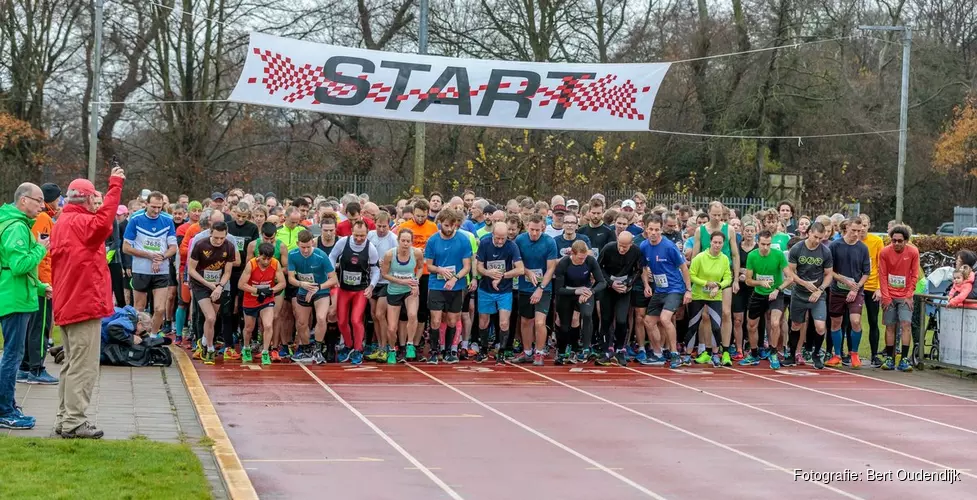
[41,183,61,203]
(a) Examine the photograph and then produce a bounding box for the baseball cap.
[552,204,567,214]
[567,199,579,208]
[211,192,225,201]
[621,200,637,211]
[67,179,98,197]
[117,205,129,216]
[139,188,151,200]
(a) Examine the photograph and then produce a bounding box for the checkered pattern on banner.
[246,48,653,120]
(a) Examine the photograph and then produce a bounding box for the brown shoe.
[62,422,104,439]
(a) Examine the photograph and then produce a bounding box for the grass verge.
[0,435,212,500]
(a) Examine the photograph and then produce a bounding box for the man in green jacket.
[0,183,49,430]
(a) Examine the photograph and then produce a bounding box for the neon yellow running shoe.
[261,350,271,365]
[695,351,712,364]
[721,351,732,366]
[241,347,253,364]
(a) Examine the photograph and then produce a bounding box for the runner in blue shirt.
[424,208,473,364]
[475,221,524,363]
[514,214,559,366]
[287,230,338,362]
[122,191,177,335]
[640,215,692,369]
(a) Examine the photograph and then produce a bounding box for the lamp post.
[859,25,911,223]
[87,0,105,181]
[412,0,429,195]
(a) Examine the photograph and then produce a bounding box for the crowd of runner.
[88,188,967,374]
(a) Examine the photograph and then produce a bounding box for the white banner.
[229,33,671,132]
[937,308,977,370]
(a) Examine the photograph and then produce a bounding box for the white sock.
[698,343,706,352]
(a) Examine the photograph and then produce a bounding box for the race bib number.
[251,283,271,296]
[203,270,222,283]
[393,272,414,280]
[529,268,543,279]
[236,238,245,252]
[342,270,363,286]
[888,275,906,289]
[653,273,669,288]
[144,237,162,253]
[611,274,627,284]
[441,265,456,276]
[487,260,506,272]
[560,247,572,257]
[297,272,316,283]
[757,274,774,285]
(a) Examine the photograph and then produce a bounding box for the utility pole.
[87,0,105,181]
[859,25,911,223]
[412,0,429,195]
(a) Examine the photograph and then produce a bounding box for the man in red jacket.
[50,167,125,439]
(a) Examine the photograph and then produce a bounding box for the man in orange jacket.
[50,167,125,439]
[18,183,61,385]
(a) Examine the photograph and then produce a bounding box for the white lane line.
[625,367,977,481]
[298,364,463,500]
[727,367,977,437]
[508,364,864,500]
[406,364,668,500]
[827,368,977,403]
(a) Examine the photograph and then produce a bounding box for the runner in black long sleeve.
[597,232,643,366]
[553,240,606,364]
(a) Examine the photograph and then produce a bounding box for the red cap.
[67,178,97,197]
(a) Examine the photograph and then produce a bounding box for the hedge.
[900,236,977,255]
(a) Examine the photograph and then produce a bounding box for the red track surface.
[194,361,977,499]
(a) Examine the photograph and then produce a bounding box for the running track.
[193,361,977,499]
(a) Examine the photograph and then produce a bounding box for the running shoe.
[241,348,253,364]
[780,354,795,367]
[278,345,291,360]
[824,355,843,368]
[203,350,216,365]
[350,350,364,365]
[595,353,617,366]
[738,355,760,366]
[387,350,397,364]
[555,355,567,366]
[680,355,692,366]
[427,353,440,365]
[635,350,647,363]
[615,351,628,367]
[16,370,28,383]
[495,353,505,365]
[842,354,852,367]
[732,352,744,361]
[512,353,533,364]
[897,358,913,372]
[337,347,352,363]
[711,354,721,367]
[695,352,712,364]
[802,349,813,364]
[458,349,469,361]
[312,350,326,365]
[881,356,895,370]
[26,370,58,385]
[444,352,460,364]
[270,350,281,362]
[871,356,883,368]
[366,350,385,362]
[758,348,770,360]
[721,351,732,367]
[261,350,271,365]
[292,351,313,363]
[405,344,417,360]
[813,355,825,370]
[0,414,35,430]
[769,352,780,370]
[850,353,862,369]
[576,349,590,363]
[795,353,806,366]
[474,352,487,363]
[192,346,203,360]
[639,353,665,366]
[668,356,682,369]
[533,353,545,366]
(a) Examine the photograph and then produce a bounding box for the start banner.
[229,32,671,132]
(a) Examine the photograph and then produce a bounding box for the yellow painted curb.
[171,345,259,500]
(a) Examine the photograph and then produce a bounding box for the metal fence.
[646,194,769,216]
[263,173,412,203]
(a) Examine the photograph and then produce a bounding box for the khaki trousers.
[57,319,102,432]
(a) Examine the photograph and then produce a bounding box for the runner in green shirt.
[742,230,792,369]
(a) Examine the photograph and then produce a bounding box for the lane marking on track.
[624,367,977,481]
[509,364,865,500]
[727,367,977,437]
[364,414,483,418]
[241,457,385,463]
[407,364,669,499]
[827,368,977,403]
[298,364,464,500]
